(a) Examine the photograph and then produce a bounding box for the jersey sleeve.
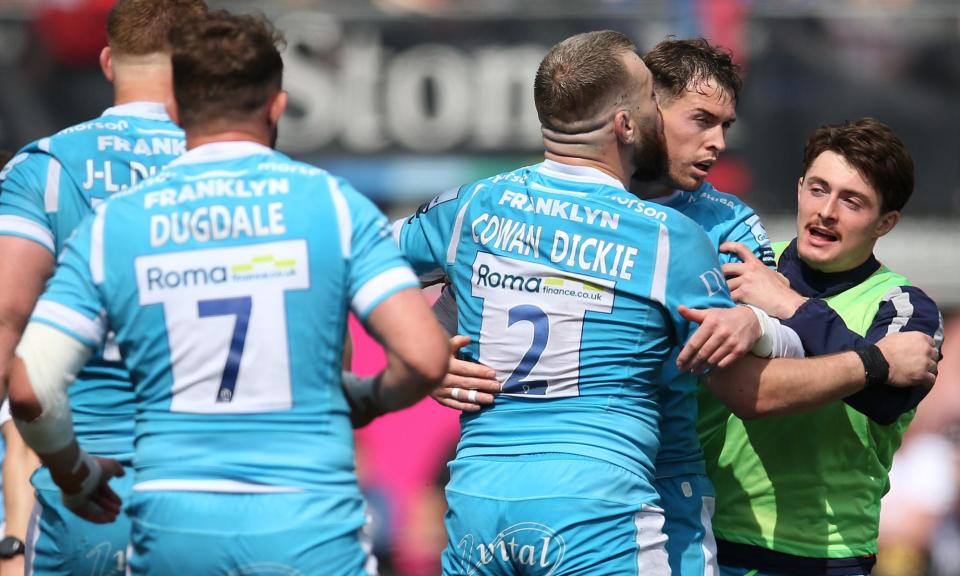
[336,177,420,321]
[29,210,108,348]
[717,207,776,268]
[0,151,57,253]
[662,221,736,347]
[392,184,468,283]
[783,285,944,424]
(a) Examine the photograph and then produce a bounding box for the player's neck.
[632,179,673,200]
[111,61,172,107]
[541,121,630,187]
[185,124,275,150]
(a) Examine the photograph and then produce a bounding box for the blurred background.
[0,0,957,574]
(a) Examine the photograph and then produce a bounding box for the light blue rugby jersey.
[0,102,184,462]
[652,182,774,477]
[395,159,735,489]
[30,141,418,492]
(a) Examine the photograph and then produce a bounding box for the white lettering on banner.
[277,13,545,153]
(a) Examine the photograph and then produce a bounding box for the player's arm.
[339,179,450,427]
[0,151,59,395]
[0,401,39,573]
[8,213,124,523]
[704,329,938,419]
[361,287,449,414]
[776,285,944,424]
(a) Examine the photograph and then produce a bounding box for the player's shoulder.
[688,181,758,219]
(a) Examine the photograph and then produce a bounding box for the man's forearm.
[706,351,865,419]
[1,422,40,541]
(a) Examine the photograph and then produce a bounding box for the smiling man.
[701,117,945,576]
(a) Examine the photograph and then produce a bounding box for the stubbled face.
[796,150,898,273]
[621,52,668,183]
[659,80,736,191]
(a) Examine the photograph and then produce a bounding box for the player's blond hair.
[533,30,637,131]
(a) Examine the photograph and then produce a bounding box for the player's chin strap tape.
[12,322,92,455]
[342,371,384,429]
[745,305,806,359]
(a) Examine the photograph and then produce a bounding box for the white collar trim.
[538,159,626,191]
[168,141,274,167]
[101,101,170,121]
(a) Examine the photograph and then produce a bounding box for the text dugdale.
[150,203,286,247]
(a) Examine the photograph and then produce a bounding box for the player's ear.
[165,94,180,127]
[268,90,288,127]
[874,210,900,238]
[796,176,804,197]
[613,109,635,145]
[100,47,114,83]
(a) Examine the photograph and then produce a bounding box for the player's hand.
[876,332,940,389]
[677,305,761,373]
[56,455,125,524]
[720,242,805,318]
[431,335,500,412]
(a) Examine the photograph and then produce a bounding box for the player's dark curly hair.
[170,11,285,131]
[803,118,914,213]
[643,37,742,106]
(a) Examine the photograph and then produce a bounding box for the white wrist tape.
[745,305,805,359]
[12,322,92,454]
[61,449,104,513]
[746,305,774,358]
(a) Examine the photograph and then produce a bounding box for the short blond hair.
[533,30,636,129]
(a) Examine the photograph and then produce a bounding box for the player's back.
[0,102,182,461]
[83,142,380,493]
[397,160,733,485]
[652,182,774,477]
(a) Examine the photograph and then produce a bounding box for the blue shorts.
[126,490,374,576]
[26,466,133,576]
[656,474,718,576]
[441,456,668,576]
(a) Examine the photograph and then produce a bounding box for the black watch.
[0,535,25,558]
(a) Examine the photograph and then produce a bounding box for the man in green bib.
[700,117,946,576]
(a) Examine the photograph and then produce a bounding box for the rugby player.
[7,10,448,574]
[0,1,206,573]
[394,30,737,575]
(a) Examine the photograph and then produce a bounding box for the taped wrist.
[854,344,890,389]
[60,449,104,513]
[745,305,806,359]
[745,305,774,357]
[12,322,90,454]
[342,371,384,429]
